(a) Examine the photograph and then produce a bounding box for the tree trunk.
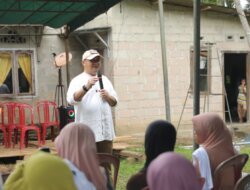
[234,0,250,48]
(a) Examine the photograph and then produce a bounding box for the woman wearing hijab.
[126,120,176,190]
[4,152,77,190]
[55,122,107,190]
[147,152,202,190]
[192,112,237,190]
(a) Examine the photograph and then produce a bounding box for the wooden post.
[64,25,70,88]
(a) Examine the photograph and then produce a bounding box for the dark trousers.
[96,140,113,154]
[96,140,113,171]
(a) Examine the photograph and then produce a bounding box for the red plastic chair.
[0,102,17,148]
[36,101,60,144]
[0,103,8,147]
[15,103,41,149]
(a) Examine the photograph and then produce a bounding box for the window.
[190,49,210,93]
[0,50,35,97]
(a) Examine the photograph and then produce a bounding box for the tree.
[234,0,250,47]
[203,0,235,7]
[201,0,250,47]
[202,0,217,4]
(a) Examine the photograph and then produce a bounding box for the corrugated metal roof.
[0,0,122,32]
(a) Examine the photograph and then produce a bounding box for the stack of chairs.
[0,100,60,149]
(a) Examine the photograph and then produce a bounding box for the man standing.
[67,49,118,155]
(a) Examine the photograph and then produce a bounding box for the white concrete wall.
[82,0,250,136]
[34,27,82,103]
[2,0,249,137]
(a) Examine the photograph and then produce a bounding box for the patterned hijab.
[4,152,77,190]
[144,120,176,169]
[192,112,235,172]
[147,152,202,190]
[55,122,106,190]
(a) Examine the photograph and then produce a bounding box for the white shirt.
[192,147,213,190]
[64,159,96,190]
[67,72,118,142]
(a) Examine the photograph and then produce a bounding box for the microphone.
[98,72,104,89]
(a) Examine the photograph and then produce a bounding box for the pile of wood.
[113,135,144,161]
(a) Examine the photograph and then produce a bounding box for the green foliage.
[202,0,217,4]
[202,0,234,7]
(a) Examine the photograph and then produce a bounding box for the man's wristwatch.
[82,85,89,92]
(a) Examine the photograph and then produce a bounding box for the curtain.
[18,53,32,86]
[0,53,11,85]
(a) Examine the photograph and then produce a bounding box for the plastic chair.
[234,174,250,190]
[0,103,8,147]
[36,101,60,144]
[213,153,249,190]
[97,153,120,189]
[0,102,17,148]
[15,103,41,149]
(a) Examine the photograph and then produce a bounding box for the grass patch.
[117,145,250,190]
[238,145,250,172]
[116,145,194,190]
[117,159,144,190]
[1,144,249,190]
[175,146,193,160]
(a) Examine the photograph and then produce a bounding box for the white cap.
[82,49,100,61]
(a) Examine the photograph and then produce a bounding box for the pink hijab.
[192,113,238,190]
[192,112,235,172]
[55,122,106,190]
[147,152,202,190]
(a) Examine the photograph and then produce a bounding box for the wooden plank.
[0,140,56,159]
[119,150,143,160]
[113,142,129,151]
[114,135,136,142]
[0,136,138,160]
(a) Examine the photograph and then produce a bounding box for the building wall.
[32,28,83,105]
[1,0,249,137]
[0,27,83,121]
[82,0,250,136]
[36,29,65,103]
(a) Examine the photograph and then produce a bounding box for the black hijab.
[143,120,176,170]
